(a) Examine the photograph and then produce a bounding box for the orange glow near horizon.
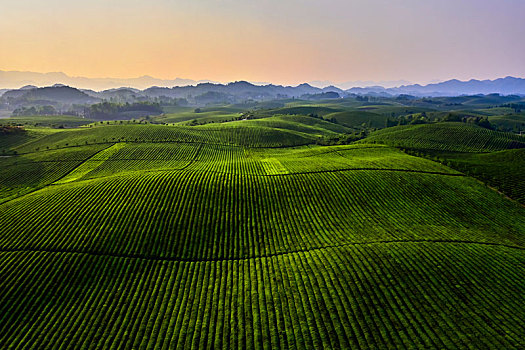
[1,0,524,86]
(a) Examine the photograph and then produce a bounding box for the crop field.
[1,243,523,349]
[6,123,323,154]
[0,144,109,202]
[232,115,354,135]
[0,120,524,348]
[0,127,61,153]
[364,122,525,152]
[436,149,525,204]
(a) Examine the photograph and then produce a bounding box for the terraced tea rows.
[2,143,461,200]
[0,243,523,349]
[1,124,524,349]
[12,123,319,154]
[364,122,525,152]
[0,144,109,202]
[17,143,460,184]
[1,163,523,260]
[436,149,525,204]
[231,115,353,135]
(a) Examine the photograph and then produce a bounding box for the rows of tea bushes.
[1,167,523,260]
[248,144,460,175]
[43,143,461,183]
[12,123,319,154]
[364,122,525,152]
[230,114,354,135]
[0,144,108,202]
[0,243,523,349]
[0,127,61,154]
[1,122,524,348]
[55,143,130,184]
[430,149,525,204]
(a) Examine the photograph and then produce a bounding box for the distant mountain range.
[0,71,216,91]
[349,77,525,97]
[0,70,411,91]
[1,76,525,112]
[1,70,525,96]
[309,80,412,90]
[0,82,338,109]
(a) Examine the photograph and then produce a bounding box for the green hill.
[257,105,342,117]
[0,127,61,153]
[489,113,525,132]
[228,115,353,135]
[0,123,524,348]
[364,122,525,152]
[324,110,388,128]
[438,149,525,204]
[7,123,320,155]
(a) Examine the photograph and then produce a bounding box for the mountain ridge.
[1,74,525,103]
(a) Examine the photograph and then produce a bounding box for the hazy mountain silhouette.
[310,80,412,89]
[348,77,525,96]
[1,85,99,108]
[388,77,525,96]
[2,77,525,111]
[0,70,215,90]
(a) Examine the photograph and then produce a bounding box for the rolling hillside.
[0,121,524,348]
[434,149,525,204]
[364,122,525,152]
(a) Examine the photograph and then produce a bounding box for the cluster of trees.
[442,113,493,129]
[12,105,58,116]
[301,92,340,100]
[308,113,339,124]
[154,96,188,106]
[0,125,26,135]
[384,112,496,130]
[317,131,368,145]
[84,102,163,119]
[385,113,429,127]
[500,103,524,113]
[194,92,231,105]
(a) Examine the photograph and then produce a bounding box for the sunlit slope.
[364,122,525,152]
[0,142,458,203]
[0,136,524,348]
[223,115,353,135]
[1,120,338,202]
[1,162,523,260]
[10,120,338,154]
[0,144,109,202]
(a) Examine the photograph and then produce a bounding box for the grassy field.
[0,118,524,348]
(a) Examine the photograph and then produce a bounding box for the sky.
[1,0,524,86]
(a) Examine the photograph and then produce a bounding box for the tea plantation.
[0,120,524,348]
